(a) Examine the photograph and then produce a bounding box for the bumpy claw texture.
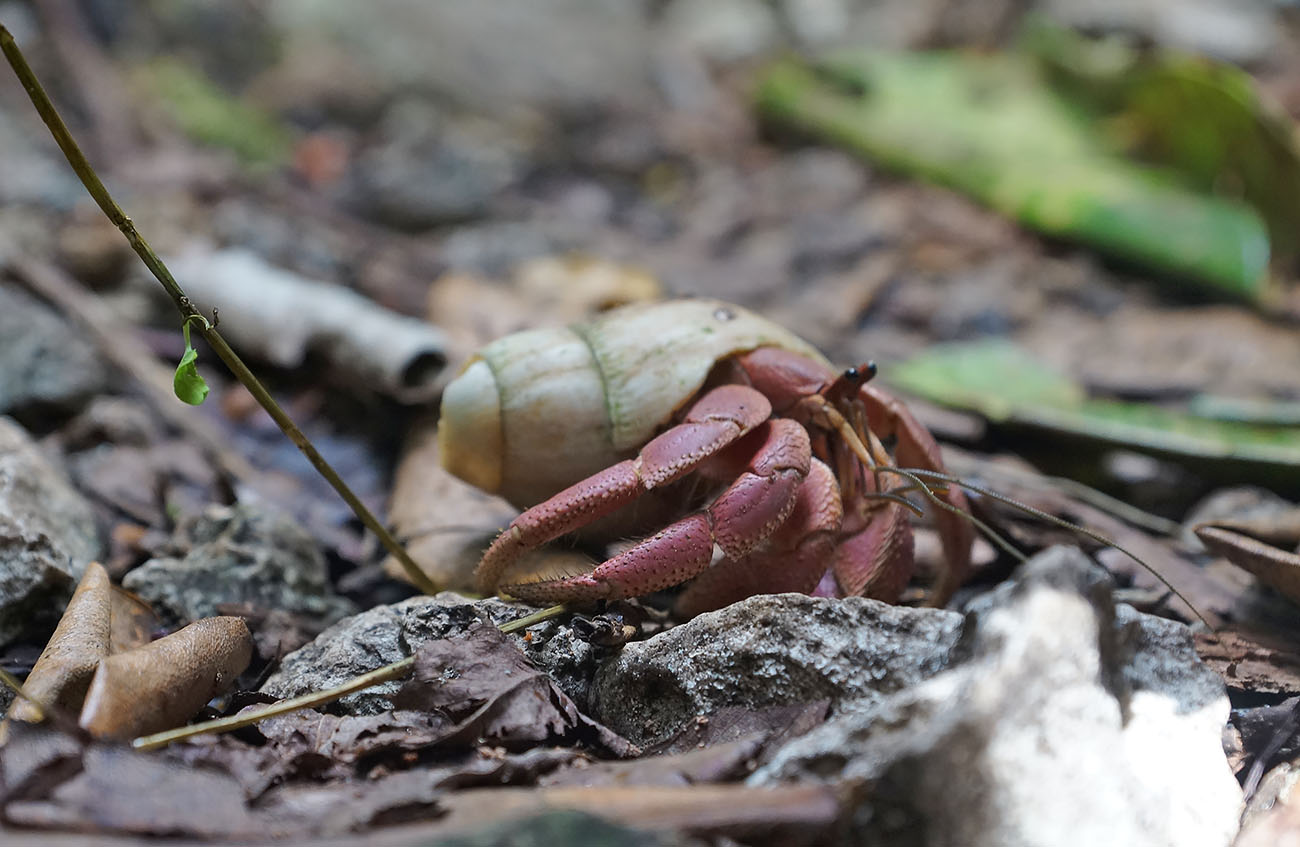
[453,301,974,614]
[859,385,974,605]
[674,458,841,617]
[497,419,812,604]
[477,385,817,596]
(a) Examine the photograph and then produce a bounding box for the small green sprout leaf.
[173,317,210,405]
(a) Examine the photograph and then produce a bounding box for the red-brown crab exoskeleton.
[438,299,973,615]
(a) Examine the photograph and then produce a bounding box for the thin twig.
[132,603,568,750]
[131,656,415,751]
[0,667,46,722]
[8,255,262,485]
[0,23,438,596]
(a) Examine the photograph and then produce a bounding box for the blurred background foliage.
[2,0,1300,511]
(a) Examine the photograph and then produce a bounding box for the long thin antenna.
[895,467,1215,632]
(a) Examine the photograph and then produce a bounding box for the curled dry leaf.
[5,562,112,725]
[1196,523,1300,607]
[386,422,599,590]
[385,417,519,591]
[78,616,253,740]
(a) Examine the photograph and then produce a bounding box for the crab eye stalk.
[842,362,878,384]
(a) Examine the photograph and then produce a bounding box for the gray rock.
[123,504,354,625]
[0,417,102,646]
[1041,0,1278,64]
[0,284,113,416]
[260,593,546,714]
[752,546,1242,847]
[272,0,655,114]
[591,593,963,747]
[662,0,780,62]
[0,85,84,209]
[348,116,521,229]
[778,0,852,46]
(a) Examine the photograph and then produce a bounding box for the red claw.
[477,347,973,613]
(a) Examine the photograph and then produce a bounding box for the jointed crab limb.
[675,458,842,616]
[470,332,978,612]
[490,416,813,603]
[476,384,773,593]
[829,502,914,600]
[859,385,974,605]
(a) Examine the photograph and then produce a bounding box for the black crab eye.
[843,362,878,383]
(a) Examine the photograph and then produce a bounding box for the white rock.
[753,546,1242,847]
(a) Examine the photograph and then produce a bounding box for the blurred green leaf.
[173,321,209,406]
[1026,22,1300,263]
[889,340,1300,471]
[757,49,1271,301]
[137,58,291,167]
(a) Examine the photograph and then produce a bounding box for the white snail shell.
[438,299,829,510]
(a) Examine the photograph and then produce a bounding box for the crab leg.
[674,458,842,617]
[738,346,973,606]
[859,385,973,606]
[826,500,915,601]
[499,419,812,604]
[477,384,777,595]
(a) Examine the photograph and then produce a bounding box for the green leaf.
[1026,22,1300,263]
[888,340,1300,474]
[173,322,210,405]
[136,58,292,168]
[756,49,1272,301]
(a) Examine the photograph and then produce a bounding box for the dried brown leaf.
[251,767,445,834]
[1195,627,1300,696]
[3,741,265,838]
[1196,523,1300,607]
[385,418,518,591]
[78,616,253,740]
[0,721,85,800]
[426,256,661,364]
[542,737,764,788]
[5,562,112,725]
[439,784,841,843]
[108,583,158,653]
[175,708,586,801]
[394,622,634,756]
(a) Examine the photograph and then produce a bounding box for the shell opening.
[438,358,504,493]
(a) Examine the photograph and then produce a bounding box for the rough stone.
[662,0,780,62]
[123,504,354,626]
[0,283,113,417]
[347,119,520,229]
[591,593,964,748]
[0,417,102,646]
[259,593,578,714]
[751,546,1242,847]
[272,0,655,114]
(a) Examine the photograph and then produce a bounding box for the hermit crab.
[438,299,974,615]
